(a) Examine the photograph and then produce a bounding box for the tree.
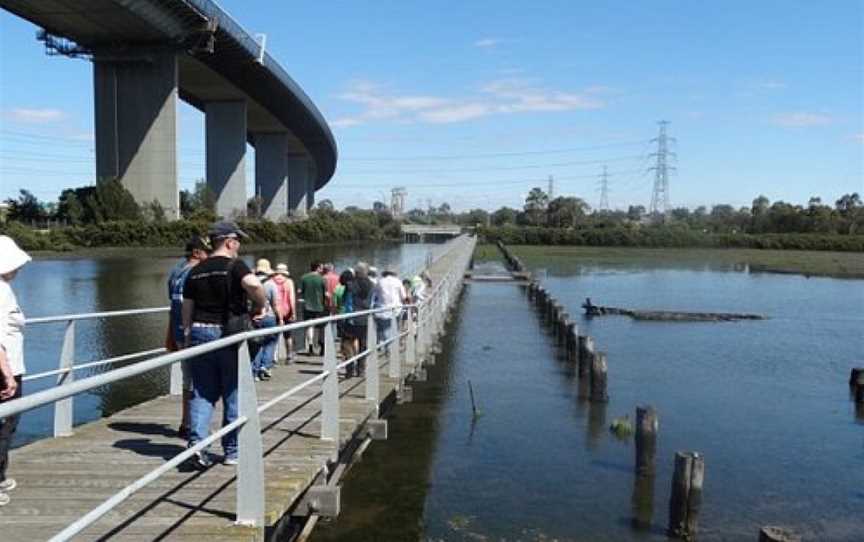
[670,207,691,222]
[751,195,771,233]
[491,206,518,226]
[523,187,549,225]
[836,193,861,214]
[459,208,489,226]
[547,196,590,228]
[626,205,646,222]
[317,199,335,211]
[5,189,47,223]
[372,201,389,214]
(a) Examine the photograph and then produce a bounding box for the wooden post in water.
[558,312,569,346]
[578,335,594,378]
[758,526,801,542]
[590,351,609,402]
[668,451,704,540]
[851,367,864,403]
[566,322,578,363]
[635,406,658,476]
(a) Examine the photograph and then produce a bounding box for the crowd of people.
[165,220,433,469]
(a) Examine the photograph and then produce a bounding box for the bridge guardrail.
[3,234,475,541]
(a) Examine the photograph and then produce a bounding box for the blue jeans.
[251,314,278,373]
[188,325,238,459]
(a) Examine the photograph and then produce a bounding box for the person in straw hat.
[251,258,282,381]
[270,263,296,363]
[0,236,31,506]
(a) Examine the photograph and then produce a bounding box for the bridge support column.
[254,132,289,220]
[94,50,179,218]
[206,100,247,218]
[287,155,311,218]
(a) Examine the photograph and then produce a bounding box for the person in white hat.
[0,235,31,506]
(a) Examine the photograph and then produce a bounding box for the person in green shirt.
[299,261,326,355]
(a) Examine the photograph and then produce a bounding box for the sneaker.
[187,450,213,469]
[177,425,189,440]
[0,492,8,507]
[223,456,239,466]
[259,368,272,381]
[0,479,16,492]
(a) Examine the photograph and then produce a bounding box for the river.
[12,242,433,445]
[315,253,864,541]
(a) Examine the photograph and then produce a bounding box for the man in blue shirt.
[167,234,210,439]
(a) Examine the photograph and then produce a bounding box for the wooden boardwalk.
[3,356,400,541]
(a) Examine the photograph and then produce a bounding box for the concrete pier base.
[288,155,311,218]
[94,50,179,218]
[254,132,289,220]
[206,100,247,218]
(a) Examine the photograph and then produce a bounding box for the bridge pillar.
[287,155,311,218]
[94,50,179,218]
[206,100,247,218]
[254,132,289,220]
[306,160,317,211]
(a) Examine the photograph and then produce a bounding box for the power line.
[339,140,649,161]
[598,165,610,211]
[648,121,676,215]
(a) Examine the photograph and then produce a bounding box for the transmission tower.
[648,120,676,216]
[598,165,610,211]
[390,187,407,218]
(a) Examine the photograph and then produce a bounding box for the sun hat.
[208,220,249,240]
[0,236,31,275]
[274,263,290,277]
[255,258,274,275]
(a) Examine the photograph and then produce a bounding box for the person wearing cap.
[250,259,282,381]
[0,235,31,506]
[270,264,296,362]
[166,234,211,439]
[181,221,267,468]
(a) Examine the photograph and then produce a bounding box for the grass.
[475,244,864,279]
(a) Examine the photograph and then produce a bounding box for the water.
[11,242,433,445]
[317,256,864,541]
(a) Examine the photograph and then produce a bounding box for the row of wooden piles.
[525,278,804,542]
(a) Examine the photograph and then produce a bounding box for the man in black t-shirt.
[181,221,266,468]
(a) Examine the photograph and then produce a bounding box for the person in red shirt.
[322,263,340,314]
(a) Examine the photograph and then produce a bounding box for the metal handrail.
[4,233,476,541]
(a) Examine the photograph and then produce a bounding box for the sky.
[1,0,862,213]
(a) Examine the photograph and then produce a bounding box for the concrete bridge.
[0,0,337,220]
[0,236,476,541]
[400,224,463,243]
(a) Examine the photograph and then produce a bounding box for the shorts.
[304,310,328,328]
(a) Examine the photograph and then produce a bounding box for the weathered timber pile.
[582,303,766,322]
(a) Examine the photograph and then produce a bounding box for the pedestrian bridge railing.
[0,234,475,542]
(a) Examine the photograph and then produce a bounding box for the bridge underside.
[0,0,335,220]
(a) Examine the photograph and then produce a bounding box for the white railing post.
[365,315,379,405]
[321,322,339,443]
[169,361,183,395]
[236,340,265,527]
[54,319,75,437]
[388,313,400,381]
[406,309,417,373]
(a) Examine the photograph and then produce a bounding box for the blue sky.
[1,0,862,212]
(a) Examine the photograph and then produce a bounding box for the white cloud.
[333,78,607,127]
[4,107,66,124]
[771,112,833,127]
[852,133,864,143]
[474,38,501,49]
[756,80,787,90]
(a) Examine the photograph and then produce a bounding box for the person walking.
[166,234,210,439]
[345,262,374,377]
[334,269,355,364]
[0,236,31,506]
[181,221,266,468]
[271,263,296,363]
[250,259,281,381]
[322,263,340,314]
[299,261,326,355]
[372,268,408,343]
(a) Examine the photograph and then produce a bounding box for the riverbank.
[474,244,864,279]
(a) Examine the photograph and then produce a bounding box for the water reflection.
[631,473,655,531]
[586,400,607,451]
